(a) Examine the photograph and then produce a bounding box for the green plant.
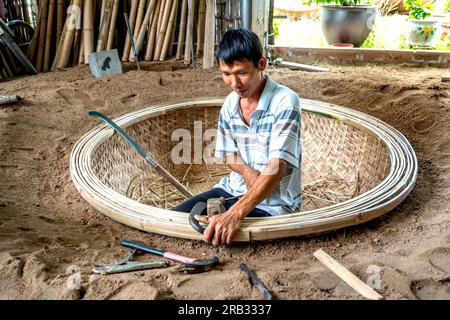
[404,0,433,20]
[308,0,362,6]
[445,0,450,13]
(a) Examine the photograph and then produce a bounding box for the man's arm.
[226,153,260,189]
[195,158,287,246]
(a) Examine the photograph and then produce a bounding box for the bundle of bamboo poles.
[3,0,35,25]
[24,0,233,73]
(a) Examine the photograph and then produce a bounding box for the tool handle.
[188,202,207,234]
[120,240,165,257]
[240,263,272,300]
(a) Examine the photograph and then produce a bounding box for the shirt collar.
[232,74,276,114]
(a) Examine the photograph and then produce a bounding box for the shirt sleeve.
[268,93,301,169]
[215,99,239,159]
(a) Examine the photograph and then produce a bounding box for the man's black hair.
[215,29,263,68]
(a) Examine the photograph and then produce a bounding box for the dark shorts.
[171,188,271,217]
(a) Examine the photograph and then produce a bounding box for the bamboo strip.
[314,249,384,300]
[122,0,138,61]
[159,0,177,61]
[183,0,195,64]
[202,0,214,69]
[83,0,94,63]
[43,0,55,72]
[144,0,161,60]
[153,0,172,60]
[36,0,49,72]
[97,0,113,52]
[196,0,205,57]
[132,0,157,61]
[56,0,82,69]
[176,0,187,60]
[106,0,119,50]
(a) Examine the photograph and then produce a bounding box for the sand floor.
[0,61,449,300]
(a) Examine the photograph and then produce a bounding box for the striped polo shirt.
[214,75,302,216]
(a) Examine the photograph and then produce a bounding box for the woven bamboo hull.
[70,98,417,241]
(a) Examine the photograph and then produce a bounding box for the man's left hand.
[194,210,242,246]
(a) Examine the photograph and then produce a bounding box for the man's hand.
[242,167,260,189]
[194,210,243,246]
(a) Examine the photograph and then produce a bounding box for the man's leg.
[172,188,271,217]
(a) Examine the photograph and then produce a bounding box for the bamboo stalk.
[128,0,146,60]
[106,0,119,50]
[153,0,172,60]
[99,0,106,34]
[97,0,113,52]
[72,0,83,65]
[156,0,166,39]
[52,0,73,71]
[57,0,82,69]
[196,0,205,57]
[83,0,94,63]
[56,0,64,44]
[176,0,187,60]
[144,0,161,60]
[79,31,84,64]
[202,0,214,69]
[132,0,157,61]
[36,0,49,72]
[183,0,195,64]
[43,0,55,72]
[159,0,177,61]
[122,0,139,61]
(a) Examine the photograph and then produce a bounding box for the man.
[173,29,301,246]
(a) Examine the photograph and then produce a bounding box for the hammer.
[120,240,219,274]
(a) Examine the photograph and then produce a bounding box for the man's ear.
[258,57,267,71]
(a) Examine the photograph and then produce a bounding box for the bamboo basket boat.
[70,98,417,241]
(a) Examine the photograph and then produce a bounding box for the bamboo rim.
[70,98,418,242]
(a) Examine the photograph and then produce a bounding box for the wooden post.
[202,0,214,69]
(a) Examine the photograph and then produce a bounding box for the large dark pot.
[321,5,378,47]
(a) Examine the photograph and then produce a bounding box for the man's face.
[219,58,266,99]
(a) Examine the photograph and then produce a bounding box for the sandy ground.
[0,61,449,300]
